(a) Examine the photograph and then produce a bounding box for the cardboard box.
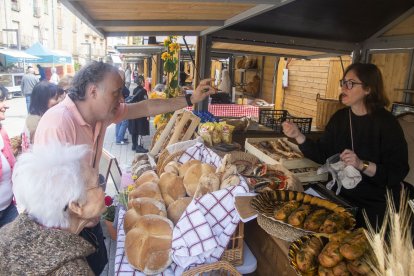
[245,137,328,183]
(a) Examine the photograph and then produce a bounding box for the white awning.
[0,48,39,59]
[111,54,123,64]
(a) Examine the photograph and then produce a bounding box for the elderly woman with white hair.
[0,143,106,274]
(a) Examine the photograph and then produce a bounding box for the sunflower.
[169,43,180,53]
[161,52,172,61]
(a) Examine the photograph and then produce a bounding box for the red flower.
[105,195,113,206]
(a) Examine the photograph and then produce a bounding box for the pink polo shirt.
[34,96,128,170]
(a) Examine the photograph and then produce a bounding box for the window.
[33,0,41,17]
[43,0,48,14]
[33,26,40,42]
[11,0,20,11]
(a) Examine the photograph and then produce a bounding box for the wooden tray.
[250,190,355,241]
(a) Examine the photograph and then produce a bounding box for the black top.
[299,107,409,227]
[127,85,149,136]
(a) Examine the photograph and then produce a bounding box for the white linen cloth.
[318,157,362,195]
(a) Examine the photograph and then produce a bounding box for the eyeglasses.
[63,178,106,211]
[340,79,363,90]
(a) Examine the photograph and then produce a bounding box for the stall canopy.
[25,42,72,64]
[0,48,39,65]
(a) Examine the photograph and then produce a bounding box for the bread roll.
[134,170,159,187]
[164,161,181,175]
[183,163,216,196]
[128,182,164,203]
[124,198,167,233]
[194,173,220,198]
[125,215,173,275]
[158,172,186,206]
[220,174,240,190]
[178,160,201,177]
[167,197,192,225]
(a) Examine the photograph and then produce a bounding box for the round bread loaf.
[164,161,181,175]
[167,197,192,225]
[183,163,216,196]
[128,181,164,203]
[124,198,167,233]
[158,172,186,207]
[125,215,173,275]
[135,170,159,187]
[194,173,220,198]
[178,160,201,177]
[220,174,240,190]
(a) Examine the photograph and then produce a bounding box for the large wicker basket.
[251,190,355,242]
[315,94,344,130]
[183,261,241,276]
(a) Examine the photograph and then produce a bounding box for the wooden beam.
[366,6,414,40]
[95,20,224,27]
[106,31,200,37]
[211,48,310,60]
[363,35,414,50]
[67,0,277,2]
[201,1,296,36]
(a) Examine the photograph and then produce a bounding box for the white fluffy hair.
[12,143,90,228]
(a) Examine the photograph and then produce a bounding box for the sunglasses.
[339,79,364,90]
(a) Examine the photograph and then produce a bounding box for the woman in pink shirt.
[0,88,17,228]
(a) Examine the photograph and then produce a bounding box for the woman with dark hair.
[0,88,17,228]
[128,75,150,153]
[283,63,409,227]
[22,82,65,149]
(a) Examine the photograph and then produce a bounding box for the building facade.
[0,0,106,66]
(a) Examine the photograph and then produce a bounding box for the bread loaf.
[125,215,173,275]
[164,161,181,175]
[135,170,159,187]
[183,163,216,196]
[178,160,201,177]
[128,182,164,203]
[167,197,192,225]
[158,172,186,206]
[193,173,220,198]
[220,174,240,190]
[124,198,167,233]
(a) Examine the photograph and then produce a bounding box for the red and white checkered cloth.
[114,143,248,275]
[172,143,248,274]
[186,104,259,118]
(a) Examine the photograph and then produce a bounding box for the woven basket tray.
[221,222,244,266]
[182,261,241,276]
[251,190,355,241]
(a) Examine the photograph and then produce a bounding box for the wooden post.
[275,58,286,110]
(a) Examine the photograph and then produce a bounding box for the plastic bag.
[220,122,235,144]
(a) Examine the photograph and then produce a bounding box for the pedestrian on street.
[128,76,149,153]
[21,67,39,112]
[115,69,130,145]
[125,64,132,90]
[33,61,215,274]
[49,67,60,85]
[36,64,46,81]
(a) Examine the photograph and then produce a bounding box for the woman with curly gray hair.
[0,143,106,274]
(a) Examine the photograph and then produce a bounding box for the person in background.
[58,75,74,100]
[128,76,150,153]
[22,82,65,151]
[125,64,132,90]
[0,143,105,274]
[282,63,409,228]
[50,67,60,85]
[36,64,46,81]
[115,69,130,145]
[21,67,39,111]
[0,88,17,228]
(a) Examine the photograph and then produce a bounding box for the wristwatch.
[360,160,369,172]
[185,94,193,107]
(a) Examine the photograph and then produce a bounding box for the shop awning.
[25,42,72,64]
[0,48,39,65]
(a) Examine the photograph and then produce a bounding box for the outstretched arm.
[124,79,215,120]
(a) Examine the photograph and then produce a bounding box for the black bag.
[80,223,108,275]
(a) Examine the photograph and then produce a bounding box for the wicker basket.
[183,261,241,276]
[150,124,166,150]
[156,150,185,175]
[251,190,355,241]
[221,222,244,266]
[316,94,344,130]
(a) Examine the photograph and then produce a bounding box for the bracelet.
[185,94,193,107]
[360,160,369,172]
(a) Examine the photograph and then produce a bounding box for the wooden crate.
[245,137,328,183]
[221,222,244,266]
[149,109,200,156]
